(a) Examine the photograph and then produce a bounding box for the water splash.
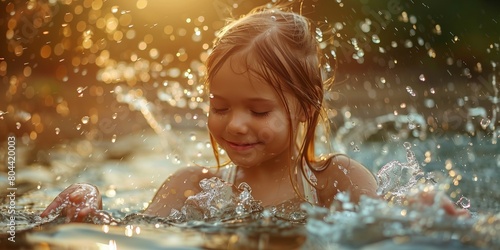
[461,61,499,142]
[376,142,426,200]
[300,142,500,248]
[302,191,481,248]
[334,106,428,152]
[168,177,262,222]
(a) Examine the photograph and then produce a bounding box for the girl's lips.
[225,140,260,151]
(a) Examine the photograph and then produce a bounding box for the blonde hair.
[205,6,335,195]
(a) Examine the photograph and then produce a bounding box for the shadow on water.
[0,0,499,249]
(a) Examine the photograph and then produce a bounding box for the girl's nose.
[226,111,249,135]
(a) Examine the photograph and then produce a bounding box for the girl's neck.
[238,160,288,180]
[235,159,300,207]
[234,145,302,180]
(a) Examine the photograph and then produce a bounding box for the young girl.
[41,6,467,222]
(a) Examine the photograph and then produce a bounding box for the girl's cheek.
[258,127,275,143]
[207,116,222,133]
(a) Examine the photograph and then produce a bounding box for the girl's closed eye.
[251,110,270,117]
[211,108,228,115]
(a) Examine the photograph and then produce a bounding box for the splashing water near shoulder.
[301,143,472,248]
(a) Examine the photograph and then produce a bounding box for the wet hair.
[205,6,334,196]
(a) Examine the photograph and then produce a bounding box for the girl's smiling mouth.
[225,140,261,151]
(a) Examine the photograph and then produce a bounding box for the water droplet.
[189,133,196,141]
[76,124,82,130]
[455,196,471,209]
[406,86,416,96]
[112,113,118,119]
[404,39,413,48]
[81,116,90,124]
[480,118,491,129]
[16,122,21,129]
[427,48,436,58]
[77,86,87,97]
[105,187,117,198]
[173,155,181,164]
[381,146,388,154]
[371,34,380,44]
[55,127,60,134]
[419,74,426,82]
[111,134,117,143]
[424,99,435,108]
[403,142,412,150]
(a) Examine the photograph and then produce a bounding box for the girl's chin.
[229,159,255,168]
[228,156,259,168]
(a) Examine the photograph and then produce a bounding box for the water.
[1,0,500,249]
[1,128,499,249]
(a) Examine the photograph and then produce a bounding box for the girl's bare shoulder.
[172,166,219,181]
[313,154,378,205]
[163,166,221,194]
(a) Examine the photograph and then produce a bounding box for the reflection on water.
[0,0,499,249]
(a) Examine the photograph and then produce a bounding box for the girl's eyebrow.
[209,94,275,103]
[246,97,275,103]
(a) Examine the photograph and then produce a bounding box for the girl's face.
[207,59,302,168]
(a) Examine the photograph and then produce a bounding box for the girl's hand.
[40,183,103,222]
[409,190,471,217]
